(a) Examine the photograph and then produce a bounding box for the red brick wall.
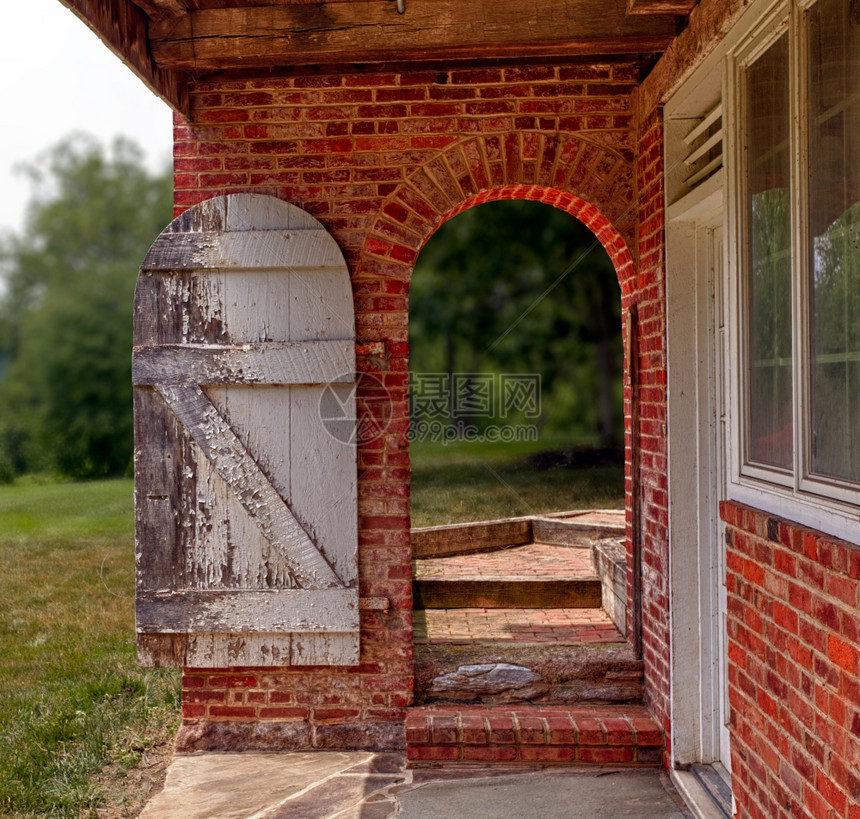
[634,0,860,805]
[632,106,671,747]
[722,502,860,819]
[172,62,645,750]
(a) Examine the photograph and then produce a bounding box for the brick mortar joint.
[727,550,855,609]
[727,612,855,681]
[723,503,858,580]
[728,705,850,795]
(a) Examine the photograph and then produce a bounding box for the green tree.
[0,134,172,479]
[409,200,622,447]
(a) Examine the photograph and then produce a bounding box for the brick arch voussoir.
[358,132,636,294]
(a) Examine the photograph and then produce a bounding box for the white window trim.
[723,0,860,543]
[727,1,793,491]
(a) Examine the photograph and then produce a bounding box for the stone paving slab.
[397,769,691,818]
[413,606,623,645]
[139,751,692,819]
[138,751,379,819]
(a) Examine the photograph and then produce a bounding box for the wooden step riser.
[413,519,533,559]
[413,578,602,609]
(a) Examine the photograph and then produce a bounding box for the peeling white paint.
[134,194,360,667]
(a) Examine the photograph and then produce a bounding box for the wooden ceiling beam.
[59,0,189,116]
[627,0,698,15]
[129,0,187,24]
[149,0,679,71]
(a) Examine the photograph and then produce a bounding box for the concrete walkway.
[139,751,692,818]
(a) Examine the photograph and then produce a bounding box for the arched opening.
[409,199,623,526]
[408,197,635,705]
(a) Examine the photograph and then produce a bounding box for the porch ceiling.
[61,0,696,117]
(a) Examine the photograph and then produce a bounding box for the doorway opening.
[409,199,624,529]
[407,199,633,705]
[664,57,733,812]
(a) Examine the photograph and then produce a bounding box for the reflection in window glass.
[746,35,793,469]
[808,0,860,483]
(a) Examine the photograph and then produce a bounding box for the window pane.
[807,0,860,483]
[746,35,793,469]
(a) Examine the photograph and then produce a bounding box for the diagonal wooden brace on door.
[157,382,343,590]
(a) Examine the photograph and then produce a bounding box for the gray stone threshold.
[140,751,693,819]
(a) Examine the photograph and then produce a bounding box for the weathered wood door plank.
[133,340,354,386]
[134,194,359,667]
[137,589,359,633]
[142,229,348,272]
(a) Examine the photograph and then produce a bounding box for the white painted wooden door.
[666,184,733,785]
[690,216,732,772]
[133,194,358,667]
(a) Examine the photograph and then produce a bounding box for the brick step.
[412,541,596,581]
[406,704,662,768]
[411,511,625,560]
[413,606,624,648]
[413,576,602,609]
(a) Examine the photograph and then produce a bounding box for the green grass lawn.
[0,479,180,818]
[0,444,622,815]
[410,439,625,527]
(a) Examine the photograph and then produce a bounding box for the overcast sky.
[0,1,174,235]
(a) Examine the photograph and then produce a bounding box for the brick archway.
[358,131,636,298]
[387,135,637,682]
[354,134,637,508]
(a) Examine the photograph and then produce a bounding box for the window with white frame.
[732,0,860,528]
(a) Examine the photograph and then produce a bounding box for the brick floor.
[405,703,662,767]
[412,517,625,648]
[560,510,625,527]
[413,607,623,645]
[413,542,595,581]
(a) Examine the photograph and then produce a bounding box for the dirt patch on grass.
[88,738,173,818]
